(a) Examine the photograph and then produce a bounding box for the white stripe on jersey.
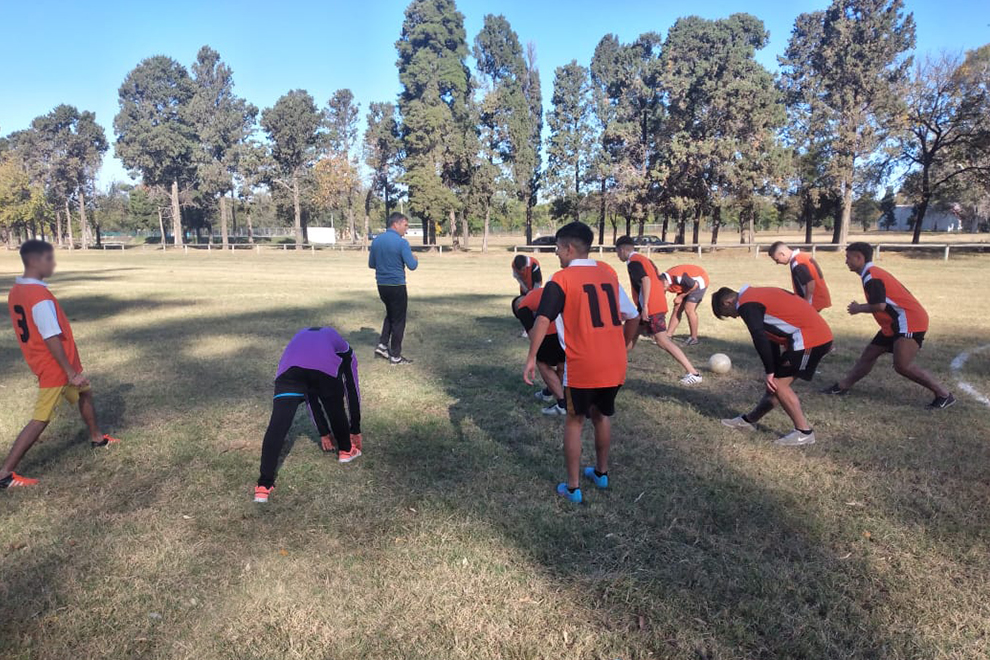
[764,312,805,351]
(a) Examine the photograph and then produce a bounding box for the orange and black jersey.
[512,256,542,292]
[8,278,82,388]
[536,259,637,388]
[788,249,831,311]
[625,252,668,314]
[663,265,709,294]
[736,285,833,375]
[861,263,928,336]
[513,287,545,332]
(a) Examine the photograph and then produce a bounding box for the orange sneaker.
[254,485,274,503]
[320,434,337,452]
[92,434,121,448]
[0,472,39,489]
[350,434,363,452]
[338,447,362,463]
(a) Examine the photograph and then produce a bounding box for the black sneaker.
[390,356,413,366]
[374,345,390,360]
[926,393,956,410]
[821,383,849,395]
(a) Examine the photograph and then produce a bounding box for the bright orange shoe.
[350,434,363,452]
[254,485,274,503]
[92,433,121,448]
[0,472,39,489]
[338,447,362,464]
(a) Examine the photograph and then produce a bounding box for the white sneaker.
[520,329,529,338]
[541,403,566,416]
[535,389,556,403]
[775,429,816,446]
[374,345,390,360]
[721,416,755,431]
[680,373,703,385]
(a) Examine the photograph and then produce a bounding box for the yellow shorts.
[33,385,90,422]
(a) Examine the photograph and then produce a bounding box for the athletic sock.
[557,399,566,409]
[798,428,813,435]
[741,414,753,424]
[594,470,607,478]
[567,486,578,493]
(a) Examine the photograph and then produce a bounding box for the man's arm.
[639,276,651,317]
[368,244,376,269]
[531,264,542,286]
[738,303,775,376]
[44,336,87,386]
[849,279,886,315]
[525,282,565,383]
[402,240,419,271]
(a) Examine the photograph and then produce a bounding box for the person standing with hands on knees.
[369,212,418,365]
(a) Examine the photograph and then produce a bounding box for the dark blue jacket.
[369,229,418,285]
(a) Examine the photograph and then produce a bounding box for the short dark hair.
[768,240,787,256]
[20,239,53,265]
[711,286,737,320]
[386,212,408,228]
[512,254,528,270]
[615,235,635,249]
[847,241,873,262]
[555,222,594,253]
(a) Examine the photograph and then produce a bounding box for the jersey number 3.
[13,305,30,343]
[582,283,622,328]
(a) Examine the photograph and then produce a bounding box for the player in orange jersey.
[661,264,709,345]
[768,242,832,311]
[712,285,834,446]
[523,222,639,503]
[511,254,542,295]
[615,236,702,385]
[513,287,566,415]
[3,240,120,490]
[822,242,954,409]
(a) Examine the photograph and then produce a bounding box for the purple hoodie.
[277,328,357,391]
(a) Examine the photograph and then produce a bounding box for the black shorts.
[564,385,621,418]
[274,366,342,399]
[870,331,925,352]
[536,334,565,366]
[684,287,707,304]
[772,342,832,381]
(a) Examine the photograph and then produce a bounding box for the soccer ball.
[708,353,732,374]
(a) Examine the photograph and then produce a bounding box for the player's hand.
[523,357,537,386]
[69,372,89,387]
[764,373,777,393]
[320,434,336,452]
[847,301,861,315]
[640,308,649,321]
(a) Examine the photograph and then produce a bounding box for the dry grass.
[1,246,989,659]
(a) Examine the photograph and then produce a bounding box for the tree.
[589,35,625,245]
[260,90,324,247]
[325,89,361,242]
[188,46,258,248]
[115,56,197,247]
[0,154,48,246]
[396,0,473,245]
[363,102,403,244]
[780,0,915,245]
[473,14,540,250]
[312,154,360,235]
[546,61,593,222]
[898,50,990,243]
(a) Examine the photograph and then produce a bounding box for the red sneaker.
[92,434,121,448]
[254,485,274,503]
[0,472,39,489]
[338,447,362,464]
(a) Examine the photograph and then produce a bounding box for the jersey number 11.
[582,283,622,328]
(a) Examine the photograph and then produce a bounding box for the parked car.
[528,235,557,247]
[632,235,674,252]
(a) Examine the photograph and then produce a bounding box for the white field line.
[950,344,990,407]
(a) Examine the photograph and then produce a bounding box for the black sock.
[594,470,607,478]
[798,428,813,434]
[741,414,752,424]
[542,387,552,396]
[557,399,566,409]
[568,486,577,493]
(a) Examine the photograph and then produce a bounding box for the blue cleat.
[583,467,608,489]
[556,483,582,503]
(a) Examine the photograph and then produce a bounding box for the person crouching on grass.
[2,240,121,490]
[254,326,363,503]
[712,285,833,447]
[523,222,639,504]
[512,287,566,415]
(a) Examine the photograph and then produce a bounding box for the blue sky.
[1,0,987,187]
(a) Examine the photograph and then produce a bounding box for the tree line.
[1,0,988,249]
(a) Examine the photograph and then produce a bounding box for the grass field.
[1,246,989,659]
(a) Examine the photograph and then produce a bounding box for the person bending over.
[3,240,120,490]
[615,236,702,385]
[822,242,954,409]
[767,241,832,312]
[511,254,542,295]
[524,222,639,504]
[513,288,566,415]
[661,264,709,345]
[713,286,833,446]
[255,327,363,503]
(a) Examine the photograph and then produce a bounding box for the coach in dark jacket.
[369,212,418,365]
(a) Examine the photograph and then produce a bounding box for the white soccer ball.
[708,353,732,374]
